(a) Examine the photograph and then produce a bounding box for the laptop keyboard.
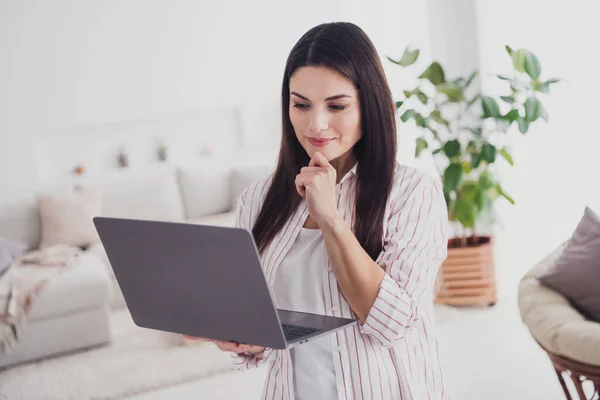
[281,324,321,341]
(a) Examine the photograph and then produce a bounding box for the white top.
[231,163,451,400]
[273,227,338,400]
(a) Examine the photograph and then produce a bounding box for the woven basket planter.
[435,236,496,306]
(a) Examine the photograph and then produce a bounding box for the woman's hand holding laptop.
[182,335,265,354]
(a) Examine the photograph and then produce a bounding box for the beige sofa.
[0,158,272,368]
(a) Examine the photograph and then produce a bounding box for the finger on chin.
[310,151,330,168]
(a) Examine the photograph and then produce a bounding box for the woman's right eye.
[293,103,309,110]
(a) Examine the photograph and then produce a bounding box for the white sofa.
[88,159,272,309]
[0,157,273,368]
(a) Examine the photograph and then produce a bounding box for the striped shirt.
[230,162,450,400]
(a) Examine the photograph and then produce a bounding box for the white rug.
[0,305,459,400]
[0,309,235,400]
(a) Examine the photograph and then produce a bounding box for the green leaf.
[414,113,428,128]
[504,109,520,123]
[533,77,560,93]
[443,139,461,158]
[419,62,445,85]
[479,171,495,190]
[443,163,463,192]
[417,92,428,104]
[415,138,428,157]
[466,140,477,153]
[497,75,512,81]
[437,83,464,101]
[497,184,515,205]
[464,71,478,88]
[512,49,528,73]
[395,101,404,109]
[517,117,530,133]
[386,48,420,67]
[460,181,479,202]
[400,109,414,122]
[505,45,514,56]
[468,94,481,108]
[430,110,449,127]
[499,148,514,165]
[389,48,419,67]
[481,96,502,118]
[485,185,501,201]
[403,90,413,98]
[461,161,473,174]
[471,153,481,169]
[510,79,528,92]
[500,95,515,104]
[454,198,477,228]
[386,56,397,65]
[541,105,549,122]
[481,143,497,163]
[432,148,443,155]
[532,79,548,93]
[524,97,542,122]
[524,51,542,79]
[475,190,486,210]
[467,127,483,137]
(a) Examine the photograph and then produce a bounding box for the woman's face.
[289,66,362,163]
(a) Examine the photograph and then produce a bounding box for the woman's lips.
[308,138,334,147]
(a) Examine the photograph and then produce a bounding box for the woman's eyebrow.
[290,91,352,101]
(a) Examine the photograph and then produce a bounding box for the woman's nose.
[309,110,329,134]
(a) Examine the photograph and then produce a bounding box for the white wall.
[0,0,430,203]
[426,0,480,79]
[475,1,600,266]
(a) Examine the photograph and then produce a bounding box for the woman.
[213,22,449,399]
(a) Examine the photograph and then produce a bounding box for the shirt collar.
[338,162,358,186]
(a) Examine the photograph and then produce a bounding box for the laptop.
[92,216,357,349]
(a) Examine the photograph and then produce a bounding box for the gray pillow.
[0,236,27,275]
[538,207,600,322]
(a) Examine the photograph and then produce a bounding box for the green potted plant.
[388,46,560,305]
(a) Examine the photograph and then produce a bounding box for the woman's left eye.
[329,104,346,111]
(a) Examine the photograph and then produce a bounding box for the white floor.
[129,234,573,400]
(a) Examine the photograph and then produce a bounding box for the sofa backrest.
[0,198,42,250]
[91,164,186,222]
[229,164,273,209]
[0,159,274,250]
[177,161,233,220]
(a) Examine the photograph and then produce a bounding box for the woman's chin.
[310,149,336,161]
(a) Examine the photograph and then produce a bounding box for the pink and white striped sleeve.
[359,171,448,347]
[228,182,278,369]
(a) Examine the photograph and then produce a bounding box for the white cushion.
[87,242,127,309]
[0,199,41,250]
[177,162,232,219]
[27,252,111,320]
[186,211,236,228]
[93,165,185,222]
[230,164,273,208]
[518,243,600,366]
[87,241,112,278]
[37,187,103,248]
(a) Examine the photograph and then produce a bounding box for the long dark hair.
[252,22,397,261]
